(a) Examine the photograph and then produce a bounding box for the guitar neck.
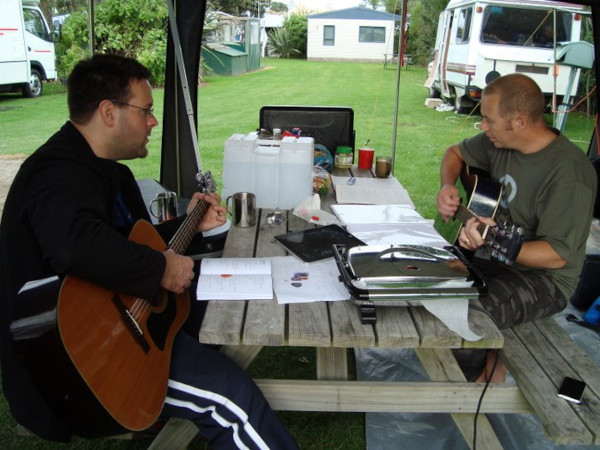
[455,204,489,238]
[168,200,210,254]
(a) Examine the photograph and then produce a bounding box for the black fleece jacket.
[0,121,183,441]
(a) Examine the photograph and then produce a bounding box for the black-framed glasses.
[109,99,155,118]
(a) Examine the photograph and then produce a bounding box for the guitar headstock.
[485,222,524,265]
[196,170,217,194]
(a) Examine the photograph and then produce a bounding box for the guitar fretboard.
[455,205,489,239]
[168,200,210,254]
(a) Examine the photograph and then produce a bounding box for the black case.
[259,105,355,161]
[570,254,600,310]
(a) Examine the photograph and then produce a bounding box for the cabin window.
[23,8,51,42]
[323,25,335,46]
[481,6,572,47]
[456,7,473,44]
[359,26,386,43]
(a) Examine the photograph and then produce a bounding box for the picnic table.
[149,165,527,449]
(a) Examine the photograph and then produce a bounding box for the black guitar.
[435,166,524,265]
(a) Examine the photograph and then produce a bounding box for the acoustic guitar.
[434,166,524,265]
[10,172,216,437]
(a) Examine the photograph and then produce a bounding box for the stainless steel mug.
[375,156,392,178]
[149,191,178,223]
[226,192,256,228]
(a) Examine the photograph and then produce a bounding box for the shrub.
[267,27,301,59]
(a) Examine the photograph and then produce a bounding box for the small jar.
[335,146,353,169]
[272,128,281,140]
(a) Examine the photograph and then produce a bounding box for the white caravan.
[425,0,590,112]
[0,0,57,98]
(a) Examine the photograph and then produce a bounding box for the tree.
[405,0,448,65]
[360,0,380,8]
[56,0,168,84]
[269,2,288,13]
[284,13,308,57]
[215,0,257,16]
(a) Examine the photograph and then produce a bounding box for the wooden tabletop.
[198,166,503,352]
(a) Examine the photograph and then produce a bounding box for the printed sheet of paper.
[332,176,415,207]
[196,258,273,300]
[271,256,350,304]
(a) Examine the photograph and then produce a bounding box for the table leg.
[415,348,503,450]
[316,347,348,380]
[221,345,263,370]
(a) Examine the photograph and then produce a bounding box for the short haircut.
[483,73,545,123]
[67,53,152,124]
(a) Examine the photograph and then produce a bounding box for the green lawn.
[0,58,596,449]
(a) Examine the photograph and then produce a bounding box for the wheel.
[429,86,441,98]
[454,93,474,114]
[22,69,43,98]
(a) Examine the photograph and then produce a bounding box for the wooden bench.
[502,316,600,445]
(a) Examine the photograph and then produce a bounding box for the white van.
[425,0,590,112]
[0,0,57,98]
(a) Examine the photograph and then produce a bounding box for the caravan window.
[456,7,473,44]
[481,6,572,47]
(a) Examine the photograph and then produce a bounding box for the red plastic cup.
[358,147,375,170]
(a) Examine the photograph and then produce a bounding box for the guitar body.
[57,220,190,432]
[434,166,524,265]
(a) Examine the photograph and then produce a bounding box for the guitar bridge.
[111,294,150,353]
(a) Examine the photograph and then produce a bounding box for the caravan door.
[437,10,453,98]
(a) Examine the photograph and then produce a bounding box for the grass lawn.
[0,58,596,449]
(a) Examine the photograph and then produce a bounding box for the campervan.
[0,0,57,98]
[425,0,590,113]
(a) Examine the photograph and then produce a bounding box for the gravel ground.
[0,155,25,216]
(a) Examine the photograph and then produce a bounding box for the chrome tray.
[333,244,485,323]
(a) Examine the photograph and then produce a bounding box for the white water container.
[222,133,257,201]
[255,141,280,208]
[222,133,314,209]
[278,136,314,209]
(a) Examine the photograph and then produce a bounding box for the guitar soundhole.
[147,291,177,351]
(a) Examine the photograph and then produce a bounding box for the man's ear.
[98,99,117,126]
[513,113,528,132]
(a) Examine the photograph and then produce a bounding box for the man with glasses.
[436,73,597,382]
[0,54,298,449]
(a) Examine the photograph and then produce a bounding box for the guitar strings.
[126,199,212,323]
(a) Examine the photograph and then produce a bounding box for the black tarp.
[161,0,600,197]
[160,0,207,198]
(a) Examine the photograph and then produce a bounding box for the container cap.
[336,145,352,154]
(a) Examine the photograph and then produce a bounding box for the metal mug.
[375,156,392,178]
[226,192,256,228]
[149,191,178,223]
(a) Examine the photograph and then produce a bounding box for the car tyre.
[22,69,43,98]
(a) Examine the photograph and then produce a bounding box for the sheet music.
[196,258,273,300]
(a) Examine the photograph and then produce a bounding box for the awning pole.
[391,0,408,175]
[166,0,202,172]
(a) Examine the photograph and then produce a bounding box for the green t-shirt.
[459,130,597,299]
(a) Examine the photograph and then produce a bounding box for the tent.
[160,0,600,199]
